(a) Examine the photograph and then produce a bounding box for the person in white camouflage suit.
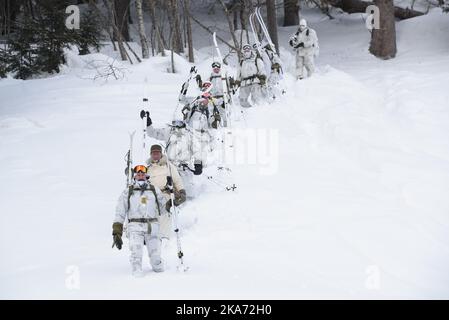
[289,19,319,80]
[235,44,267,108]
[112,165,168,277]
[255,41,283,100]
[146,109,211,202]
[208,62,230,126]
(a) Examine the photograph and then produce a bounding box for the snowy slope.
[1,8,449,299]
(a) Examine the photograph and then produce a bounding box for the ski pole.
[140,99,150,160]
[164,153,189,272]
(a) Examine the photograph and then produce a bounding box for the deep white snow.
[0,7,448,299]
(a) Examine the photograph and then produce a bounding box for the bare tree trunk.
[147,0,165,56]
[184,0,194,62]
[95,0,116,51]
[167,0,183,54]
[369,0,396,59]
[218,0,241,54]
[240,0,250,43]
[135,0,149,59]
[266,0,279,55]
[284,0,299,26]
[1,0,21,36]
[114,0,130,42]
[124,39,142,63]
[232,0,238,30]
[102,0,128,61]
[240,0,246,30]
[170,31,175,73]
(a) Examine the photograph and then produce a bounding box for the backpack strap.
[127,184,161,216]
[127,185,134,211]
[149,184,161,216]
[254,55,261,74]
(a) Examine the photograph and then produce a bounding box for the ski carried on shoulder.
[250,7,286,96]
[125,131,136,187]
[212,32,233,128]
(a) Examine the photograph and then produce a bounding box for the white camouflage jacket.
[290,27,319,57]
[114,181,167,225]
[237,53,267,87]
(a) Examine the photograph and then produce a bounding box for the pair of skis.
[249,7,285,97]
[249,7,277,57]
[213,32,233,128]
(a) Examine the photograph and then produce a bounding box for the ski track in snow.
[1,8,449,299]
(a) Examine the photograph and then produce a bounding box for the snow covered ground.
[1,7,449,299]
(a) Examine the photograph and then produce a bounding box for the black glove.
[212,114,221,129]
[194,162,203,175]
[195,74,202,88]
[295,42,304,48]
[165,200,173,212]
[289,39,294,47]
[258,75,267,86]
[234,79,241,87]
[190,66,196,73]
[112,222,123,250]
[140,110,152,127]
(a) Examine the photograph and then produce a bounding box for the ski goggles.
[133,165,148,174]
[212,62,221,68]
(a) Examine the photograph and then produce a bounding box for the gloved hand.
[212,114,221,129]
[165,200,173,212]
[258,74,267,86]
[271,62,281,71]
[194,162,203,175]
[295,42,304,48]
[139,110,152,127]
[195,74,202,88]
[234,79,241,87]
[112,222,123,250]
[289,36,297,47]
[174,189,187,206]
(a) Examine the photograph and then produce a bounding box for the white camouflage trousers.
[158,168,194,240]
[296,55,315,79]
[267,71,282,100]
[239,84,265,108]
[128,222,164,273]
[213,97,228,127]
